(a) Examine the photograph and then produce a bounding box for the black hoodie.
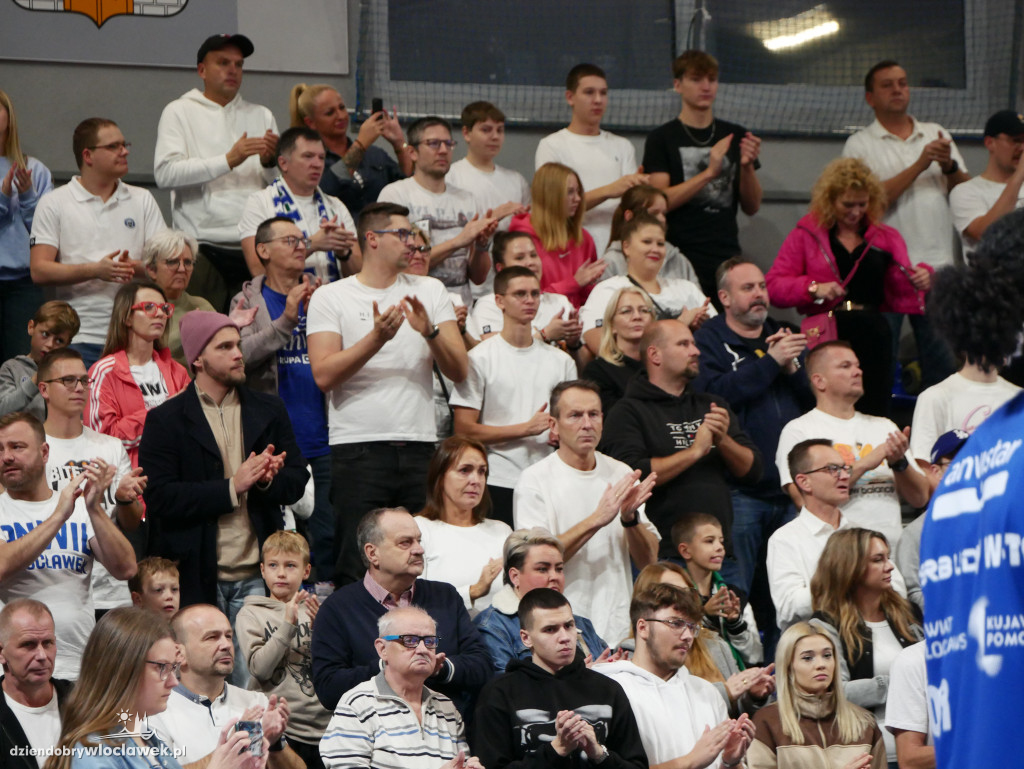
[472,653,648,769]
[601,373,763,559]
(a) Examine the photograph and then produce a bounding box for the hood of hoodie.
[242,593,281,610]
[180,87,243,112]
[622,371,690,404]
[505,650,587,681]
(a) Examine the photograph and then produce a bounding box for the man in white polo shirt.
[29,118,165,367]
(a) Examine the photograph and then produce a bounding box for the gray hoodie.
[0,355,45,421]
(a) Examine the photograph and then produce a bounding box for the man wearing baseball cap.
[138,310,308,683]
[154,34,280,310]
[949,109,1024,258]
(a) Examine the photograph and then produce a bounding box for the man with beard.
[150,604,302,769]
[139,312,308,683]
[0,413,135,680]
[596,583,756,769]
[378,117,497,305]
[692,258,811,637]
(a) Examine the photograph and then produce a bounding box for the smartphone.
[231,720,263,756]
[371,97,384,115]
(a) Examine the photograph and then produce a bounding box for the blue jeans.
[217,575,266,688]
[330,441,434,586]
[886,312,957,391]
[0,276,41,362]
[307,453,335,581]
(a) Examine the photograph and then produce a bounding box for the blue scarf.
[270,177,340,282]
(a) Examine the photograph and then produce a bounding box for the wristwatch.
[942,159,960,175]
[592,745,610,764]
[424,323,440,340]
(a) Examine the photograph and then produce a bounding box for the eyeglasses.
[409,245,430,254]
[145,660,182,681]
[163,257,195,270]
[131,301,174,317]
[616,306,653,317]
[381,634,441,649]
[89,141,131,152]
[263,235,311,249]
[644,617,701,636]
[417,139,456,150]
[801,463,852,479]
[42,376,92,389]
[371,228,415,243]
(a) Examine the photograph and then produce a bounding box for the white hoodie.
[154,88,277,243]
[594,660,728,768]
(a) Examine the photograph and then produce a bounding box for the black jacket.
[0,677,73,769]
[602,373,762,558]
[139,382,308,606]
[473,653,648,769]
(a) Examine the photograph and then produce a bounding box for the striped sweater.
[320,672,469,769]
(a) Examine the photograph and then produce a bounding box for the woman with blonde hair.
[47,607,261,769]
[766,157,932,416]
[289,83,410,214]
[86,280,190,468]
[749,621,885,769]
[602,185,699,284]
[510,162,603,308]
[580,285,654,414]
[0,89,53,360]
[631,562,773,716]
[809,528,921,767]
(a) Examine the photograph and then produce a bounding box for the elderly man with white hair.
[320,606,484,769]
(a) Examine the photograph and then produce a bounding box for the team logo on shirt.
[13,0,190,28]
[124,218,136,229]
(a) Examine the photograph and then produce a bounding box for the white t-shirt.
[446,159,530,232]
[46,427,134,611]
[949,174,1024,258]
[467,291,573,338]
[306,273,456,445]
[449,335,577,488]
[579,275,714,333]
[535,128,638,256]
[129,359,170,412]
[775,408,927,547]
[416,517,512,612]
[0,493,96,680]
[843,118,966,269]
[378,178,480,305]
[513,451,660,644]
[885,641,930,738]
[29,178,167,345]
[5,689,62,768]
[237,180,356,283]
[866,618,905,762]
[910,372,1020,460]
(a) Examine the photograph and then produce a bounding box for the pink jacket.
[509,212,597,308]
[766,213,931,316]
[86,347,191,468]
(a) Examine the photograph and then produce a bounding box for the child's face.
[261,550,311,601]
[137,571,180,618]
[680,523,725,572]
[27,320,71,362]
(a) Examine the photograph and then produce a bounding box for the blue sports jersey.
[920,391,1024,766]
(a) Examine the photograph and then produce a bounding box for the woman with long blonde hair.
[510,162,603,308]
[749,622,885,769]
[0,89,53,360]
[766,157,932,417]
[47,607,260,769]
[810,528,922,766]
[289,83,410,214]
[581,285,654,414]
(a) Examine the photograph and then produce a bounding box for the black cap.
[984,110,1024,138]
[197,34,254,65]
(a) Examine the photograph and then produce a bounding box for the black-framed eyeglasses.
[145,660,182,681]
[381,634,441,649]
[371,228,415,243]
[42,376,92,389]
[262,235,311,249]
[801,463,852,479]
[409,245,430,254]
[89,141,131,152]
[644,617,701,636]
[417,139,456,150]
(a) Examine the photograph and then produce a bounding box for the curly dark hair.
[928,209,1024,373]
